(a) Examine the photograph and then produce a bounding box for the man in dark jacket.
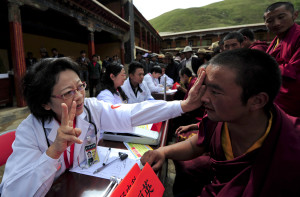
[88,54,102,97]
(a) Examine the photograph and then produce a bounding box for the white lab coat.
[121,78,154,104]
[0,98,183,197]
[159,74,174,87]
[96,89,124,104]
[144,73,164,93]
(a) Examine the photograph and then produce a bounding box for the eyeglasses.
[51,82,86,100]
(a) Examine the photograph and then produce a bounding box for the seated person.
[96,63,127,104]
[0,57,205,196]
[159,64,174,88]
[143,66,165,93]
[141,49,300,196]
[121,61,154,104]
[178,67,197,100]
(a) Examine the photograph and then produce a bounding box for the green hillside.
[149,0,300,32]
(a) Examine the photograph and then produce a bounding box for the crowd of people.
[1,1,300,197]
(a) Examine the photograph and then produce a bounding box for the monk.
[238,28,269,51]
[178,67,197,100]
[141,49,300,196]
[265,2,300,117]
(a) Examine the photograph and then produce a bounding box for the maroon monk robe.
[249,40,269,52]
[184,76,197,100]
[196,105,300,197]
[266,23,300,117]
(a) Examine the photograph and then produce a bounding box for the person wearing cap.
[238,28,269,51]
[135,51,147,74]
[143,66,165,93]
[164,52,182,83]
[264,2,300,117]
[197,48,212,64]
[223,32,244,51]
[180,46,203,76]
[148,53,159,73]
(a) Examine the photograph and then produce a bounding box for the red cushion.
[0,131,16,166]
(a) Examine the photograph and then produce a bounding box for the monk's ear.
[248,92,269,111]
[292,11,298,21]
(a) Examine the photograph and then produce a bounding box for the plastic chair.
[0,130,16,166]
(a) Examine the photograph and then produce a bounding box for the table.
[46,121,169,196]
[151,91,176,101]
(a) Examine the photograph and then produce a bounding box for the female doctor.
[0,57,206,196]
[96,62,127,104]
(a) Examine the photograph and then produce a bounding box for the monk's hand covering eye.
[46,101,82,159]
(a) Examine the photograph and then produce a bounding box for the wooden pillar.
[185,37,189,46]
[199,35,203,46]
[145,31,148,50]
[120,41,125,65]
[149,35,152,52]
[171,39,176,48]
[8,1,26,107]
[88,31,95,60]
[139,26,142,47]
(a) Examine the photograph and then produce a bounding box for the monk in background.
[265,2,300,117]
[141,49,300,196]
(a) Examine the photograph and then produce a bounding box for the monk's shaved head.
[265,2,295,14]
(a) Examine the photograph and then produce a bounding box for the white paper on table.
[158,89,177,94]
[70,146,140,180]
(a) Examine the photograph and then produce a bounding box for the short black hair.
[136,51,143,56]
[150,66,162,74]
[223,32,244,44]
[180,67,192,78]
[238,28,255,41]
[265,2,294,14]
[209,49,281,112]
[23,57,80,122]
[128,61,144,75]
[92,54,98,58]
[51,48,57,52]
[159,63,167,69]
[80,50,86,54]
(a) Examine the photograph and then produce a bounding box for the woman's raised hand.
[46,101,82,159]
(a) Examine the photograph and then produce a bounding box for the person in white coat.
[159,64,174,88]
[0,57,206,196]
[96,63,127,104]
[122,61,154,104]
[144,66,165,93]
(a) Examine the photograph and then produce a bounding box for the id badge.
[84,136,100,167]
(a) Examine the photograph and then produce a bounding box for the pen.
[103,147,111,166]
[93,152,128,174]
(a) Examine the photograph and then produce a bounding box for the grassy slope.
[149,0,300,32]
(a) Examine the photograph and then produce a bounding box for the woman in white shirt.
[0,57,206,196]
[143,66,164,93]
[96,63,128,104]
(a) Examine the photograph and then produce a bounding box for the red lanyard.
[56,118,76,169]
[64,144,74,169]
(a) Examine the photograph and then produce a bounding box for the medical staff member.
[122,61,154,103]
[159,64,174,88]
[0,57,205,196]
[96,63,127,104]
[144,66,165,93]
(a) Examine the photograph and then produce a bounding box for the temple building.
[0,0,161,107]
